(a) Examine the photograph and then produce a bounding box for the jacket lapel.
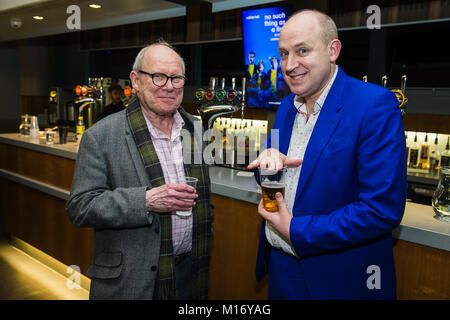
[124,100,151,187]
[293,67,346,206]
[279,97,298,155]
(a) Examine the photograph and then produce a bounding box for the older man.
[249,10,406,299]
[67,40,213,300]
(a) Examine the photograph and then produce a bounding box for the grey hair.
[287,9,338,45]
[132,38,186,74]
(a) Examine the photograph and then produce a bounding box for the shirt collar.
[144,110,185,141]
[293,65,339,116]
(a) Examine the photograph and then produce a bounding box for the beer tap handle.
[401,75,407,94]
[231,77,236,90]
[206,77,216,101]
[209,77,216,90]
[216,78,227,101]
[381,75,388,88]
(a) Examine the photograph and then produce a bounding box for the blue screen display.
[242,7,291,110]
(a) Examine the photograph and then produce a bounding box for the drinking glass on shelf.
[45,130,55,145]
[432,166,450,223]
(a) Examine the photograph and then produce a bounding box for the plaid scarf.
[126,99,212,300]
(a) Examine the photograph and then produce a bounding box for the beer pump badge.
[205,89,215,101]
[216,89,226,101]
[227,89,237,101]
[195,88,205,101]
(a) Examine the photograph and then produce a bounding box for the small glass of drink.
[176,176,198,217]
[259,167,287,212]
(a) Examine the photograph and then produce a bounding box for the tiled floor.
[0,235,89,300]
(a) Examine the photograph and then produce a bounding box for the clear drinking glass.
[176,176,198,217]
[432,166,450,223]
[45,130,55,145]
[259,167,287,212]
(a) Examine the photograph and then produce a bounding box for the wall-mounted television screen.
[242,7,291,110]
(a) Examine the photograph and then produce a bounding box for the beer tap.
[394,75,408,116]
[240,77,246,121]
[77,98,94,113]
[381,75,388,88]
[74,96,95,128]
[216,78,226,102]
[196,76,247,132]
[227,78,237,101]
[401,75,407,98]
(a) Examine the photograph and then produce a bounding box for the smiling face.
[130,44,184,117]
[278,11,341,103]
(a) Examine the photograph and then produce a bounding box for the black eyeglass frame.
[138,70,187,89]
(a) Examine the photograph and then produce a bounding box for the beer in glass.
[259,167,286,212]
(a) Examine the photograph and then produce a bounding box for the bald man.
[249,10,406,299]
[67,40,213,300]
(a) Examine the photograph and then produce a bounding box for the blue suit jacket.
[255,67,407,299]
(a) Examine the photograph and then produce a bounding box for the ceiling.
[0,0,283,42]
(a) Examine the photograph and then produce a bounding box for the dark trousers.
[153,252,191,300]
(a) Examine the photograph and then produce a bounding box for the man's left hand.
[258,192,292,244]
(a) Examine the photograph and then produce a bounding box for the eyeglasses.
[138,70,186,89]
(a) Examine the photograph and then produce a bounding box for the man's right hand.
[247,148,303,171]
[145,184,197,213]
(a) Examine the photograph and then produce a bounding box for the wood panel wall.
[20,96,48,116]
[403,113,450,134]
[0,143,93,274]
[0,178,94,274]
[0,143,74,190]
[393,239,450,299]
[209,194,268,299]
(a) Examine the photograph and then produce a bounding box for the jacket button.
[151,266,157,271]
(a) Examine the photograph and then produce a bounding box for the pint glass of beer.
[259,167,286,212]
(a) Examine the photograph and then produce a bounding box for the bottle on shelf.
[419,132,430,169]
[441,136,450,167]
[236,121,246,165]
[429,134,440,172]
[76,116,85,137]
[408,132,420,168]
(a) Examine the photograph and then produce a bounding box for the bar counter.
[1,132,449,299]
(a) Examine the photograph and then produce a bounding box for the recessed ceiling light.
[33,16,44,20]
[89,4,101,9]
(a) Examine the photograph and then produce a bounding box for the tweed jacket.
[66,99,213,299]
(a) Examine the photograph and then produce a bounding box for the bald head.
[132,40,185,75]
[285,9,338,46]
[278,8,341,103]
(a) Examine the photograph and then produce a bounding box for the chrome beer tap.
[196,76,247,132]
[393,75,408,117]
[240,77,246,121]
